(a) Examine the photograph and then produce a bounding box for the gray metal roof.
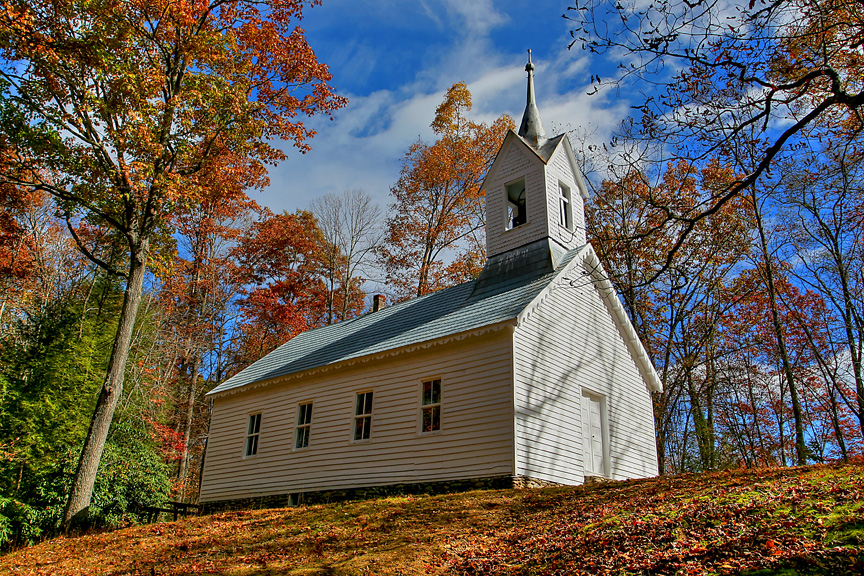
[208,242,583,396]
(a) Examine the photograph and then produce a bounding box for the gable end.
[516,244,662,394]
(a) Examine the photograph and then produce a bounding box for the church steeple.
[517,50,547,149]
[475,51,589,285]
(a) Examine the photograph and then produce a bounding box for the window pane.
[246,435,258,456]
[422,406,441,432]
[422,379,441,406]
[353,393,373,440]
[298,403,312,425]
[356,392,372,416]
[296,427,309,449]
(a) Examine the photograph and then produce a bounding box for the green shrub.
[1,420,172,547]
[0,494,40,548]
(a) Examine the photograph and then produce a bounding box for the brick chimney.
[372,294,386,312]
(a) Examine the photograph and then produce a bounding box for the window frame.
[559,182,572,230]
[418,377,443,435]
[244,413,262,458]
[352,390,374,442]
[294,401,313,450]
[505,178,527,230]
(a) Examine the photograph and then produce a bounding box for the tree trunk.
[685,365,714,471]
[793,314,849,462]
[705,343,716,470]
[194,399,214,505]
[177,352,201,500]
[61,238,149,532]
[751,189,807,465]
[744,363,769,465]
[651,386,667,475]
[835,264,864,442]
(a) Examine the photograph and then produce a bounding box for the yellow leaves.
[431,82,473,136]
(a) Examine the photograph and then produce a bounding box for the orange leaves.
[382,83,514,300]
[431,82,473,136]
[4,464,861,574]
[0,0,347,250]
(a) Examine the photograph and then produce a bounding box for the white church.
[198,55,661,511]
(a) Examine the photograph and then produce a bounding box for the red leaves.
[228,208,335,368]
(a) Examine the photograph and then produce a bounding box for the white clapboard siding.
[199,330,515,502]
[543,144,586,248]
[485,138,551,257]
[513,251,659,484]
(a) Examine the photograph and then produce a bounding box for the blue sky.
[263,0,629,214]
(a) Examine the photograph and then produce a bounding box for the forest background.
[1,0,863,549]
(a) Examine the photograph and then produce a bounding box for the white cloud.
[259,1,630,215]
[440,0,508,36]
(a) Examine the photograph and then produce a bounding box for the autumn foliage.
[0,0,347,529]
[381,83,514,299]
[231,209,329,367]
[3,0,864,552]
[586,151,863,472]
[568,0,864,273]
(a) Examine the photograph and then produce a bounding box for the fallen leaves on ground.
[1,464,862,575]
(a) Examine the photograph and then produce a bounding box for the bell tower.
[479,51,589,280]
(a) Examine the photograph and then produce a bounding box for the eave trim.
[206,319,518,399]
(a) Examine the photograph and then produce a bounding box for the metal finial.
[518,49,547,148]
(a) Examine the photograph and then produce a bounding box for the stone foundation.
[583,475,611,485]
[511,474,564,489]
[200,474,560,514]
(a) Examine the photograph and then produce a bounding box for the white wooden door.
[582,392,606,476]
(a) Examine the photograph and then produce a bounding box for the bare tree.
[782,146,864,445]
[566,0,864,276]
[310,190,382,323]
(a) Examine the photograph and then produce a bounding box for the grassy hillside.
[2,464,862,575]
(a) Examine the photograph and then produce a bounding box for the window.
[295,403,313,449]
[506,179,527,229]
[559,183,572,230]
[353,391,373,441]
[420,378,442,433]
[245,413,261,457]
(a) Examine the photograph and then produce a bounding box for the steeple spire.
[518,50,547,149]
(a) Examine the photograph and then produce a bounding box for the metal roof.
[207,242,582,397]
